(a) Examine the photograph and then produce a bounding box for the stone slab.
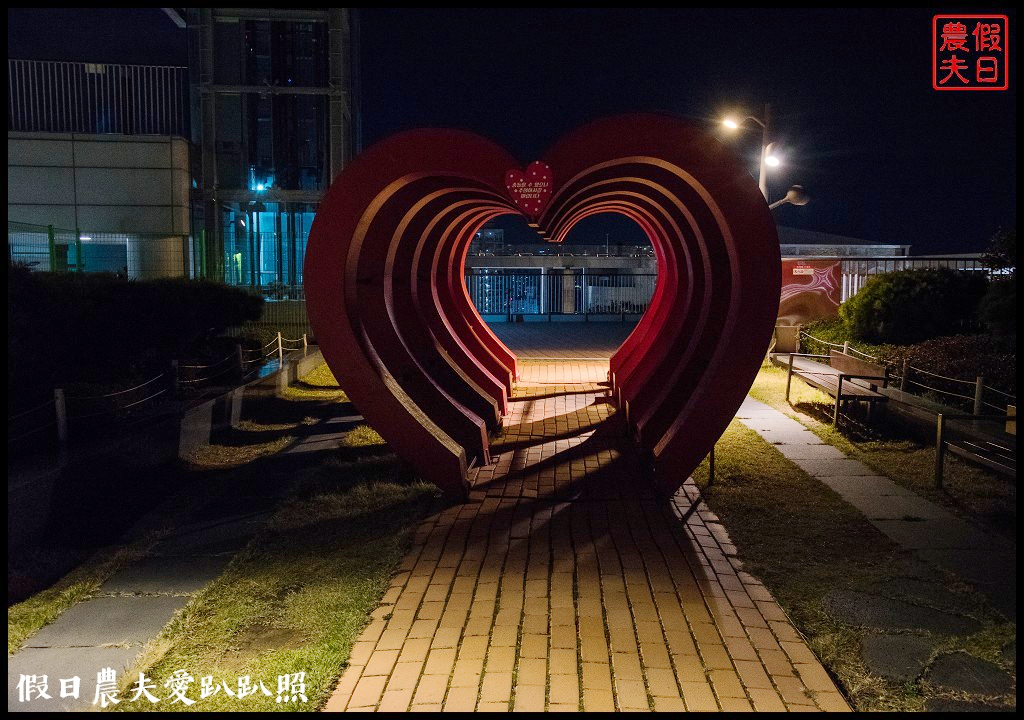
[774,443,849,460]
[819,476,917,497]
[923,698,1015,712]
[151,515,265,556]
[927,652,1015,695]
[914,548,1017,620]
[860,634,934,682]
[100,554,231,595]
[8,645,139,712]
[792,457,876,477]
[738,417,809,434]
[822,590,981,635]
[756,430,827,446]
[867,577,979,617]
[841,494,956,522]
[24,596,188,648]
[868,518,993,550]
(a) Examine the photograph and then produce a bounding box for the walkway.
[7,413,358,712]
[324,360,849,712]
[736,395,1016,620]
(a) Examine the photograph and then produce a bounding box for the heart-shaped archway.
[304,114,780,499]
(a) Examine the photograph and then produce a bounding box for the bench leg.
[786,354,794,404]
[833,376,843,426]
[934,413,946,489]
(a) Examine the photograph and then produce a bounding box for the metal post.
[277,331,284,365]
[900,359,909,391]
[934,413,946,488]
[786,352,795,403]
[47,224,56,272]
[708,446,715,487]
[54,388,68,446]
[973,377,984,417]
[757,102,771,200]
[302,333,308,351]
[834,376,843,426]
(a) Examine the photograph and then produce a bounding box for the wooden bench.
[934,411,1017,487]
[785,350,890,425]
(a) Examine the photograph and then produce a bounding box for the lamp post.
[723,102,772,199]
[769,185,810,210]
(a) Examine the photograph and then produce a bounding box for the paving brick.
[794,662,840,692]
[718,696,754,711]
[314,363,841,713]
[680,680,720,711]
[747,687,787,712]
[708,668,746,698]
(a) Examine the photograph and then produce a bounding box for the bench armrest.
[838,373,888,382]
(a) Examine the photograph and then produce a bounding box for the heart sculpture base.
[304,115,780,499]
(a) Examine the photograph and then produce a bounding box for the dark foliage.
[839,268,988,344]
[7,267,263,407]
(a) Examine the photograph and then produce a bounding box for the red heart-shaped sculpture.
[504,161,554,218]
[304,115,779,499]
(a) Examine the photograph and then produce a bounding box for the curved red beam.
[305,115,779,499]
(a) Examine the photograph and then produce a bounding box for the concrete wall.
[8,132,191,276]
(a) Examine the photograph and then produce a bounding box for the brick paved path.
[324,361,849,711]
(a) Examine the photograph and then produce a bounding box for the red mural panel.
[778,259,842,326]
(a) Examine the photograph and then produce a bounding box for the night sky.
[8,7,1017,254]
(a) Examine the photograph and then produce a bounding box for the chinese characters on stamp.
[933,15,1009,90]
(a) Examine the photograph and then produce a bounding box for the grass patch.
[341,425,386,449]
[750,363,1015,538]
[184,435,295,470]
[691,420,1012,711]
[112,456,437,712]
[279,364,348,403]
[8,539,154,655]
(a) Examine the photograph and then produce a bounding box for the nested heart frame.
[304,114,780,498]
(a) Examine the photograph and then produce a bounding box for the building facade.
[184,7,357,292]
[7,59,194,277]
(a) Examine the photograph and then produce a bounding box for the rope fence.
[7,330,310,449]
[798,330,1016,418]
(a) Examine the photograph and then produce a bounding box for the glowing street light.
[721,103,773,199]
[721,105,806,210]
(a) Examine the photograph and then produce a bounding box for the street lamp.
[768,185,809,210]
[722,102,772,199]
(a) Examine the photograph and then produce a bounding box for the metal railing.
[8,59,188,136]
[464,271,657,317]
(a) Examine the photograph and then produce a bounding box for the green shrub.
[977,277,1016,336]
[7,267,263,406]
[839,268,988,344]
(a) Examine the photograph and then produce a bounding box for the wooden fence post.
[277,331,284,364]
[934,413,946,488]
[973,377,984,416]
[54,388,68,447]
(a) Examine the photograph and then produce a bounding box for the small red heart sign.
[504,161,553,218]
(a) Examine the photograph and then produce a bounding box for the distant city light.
[79,236,92,240]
